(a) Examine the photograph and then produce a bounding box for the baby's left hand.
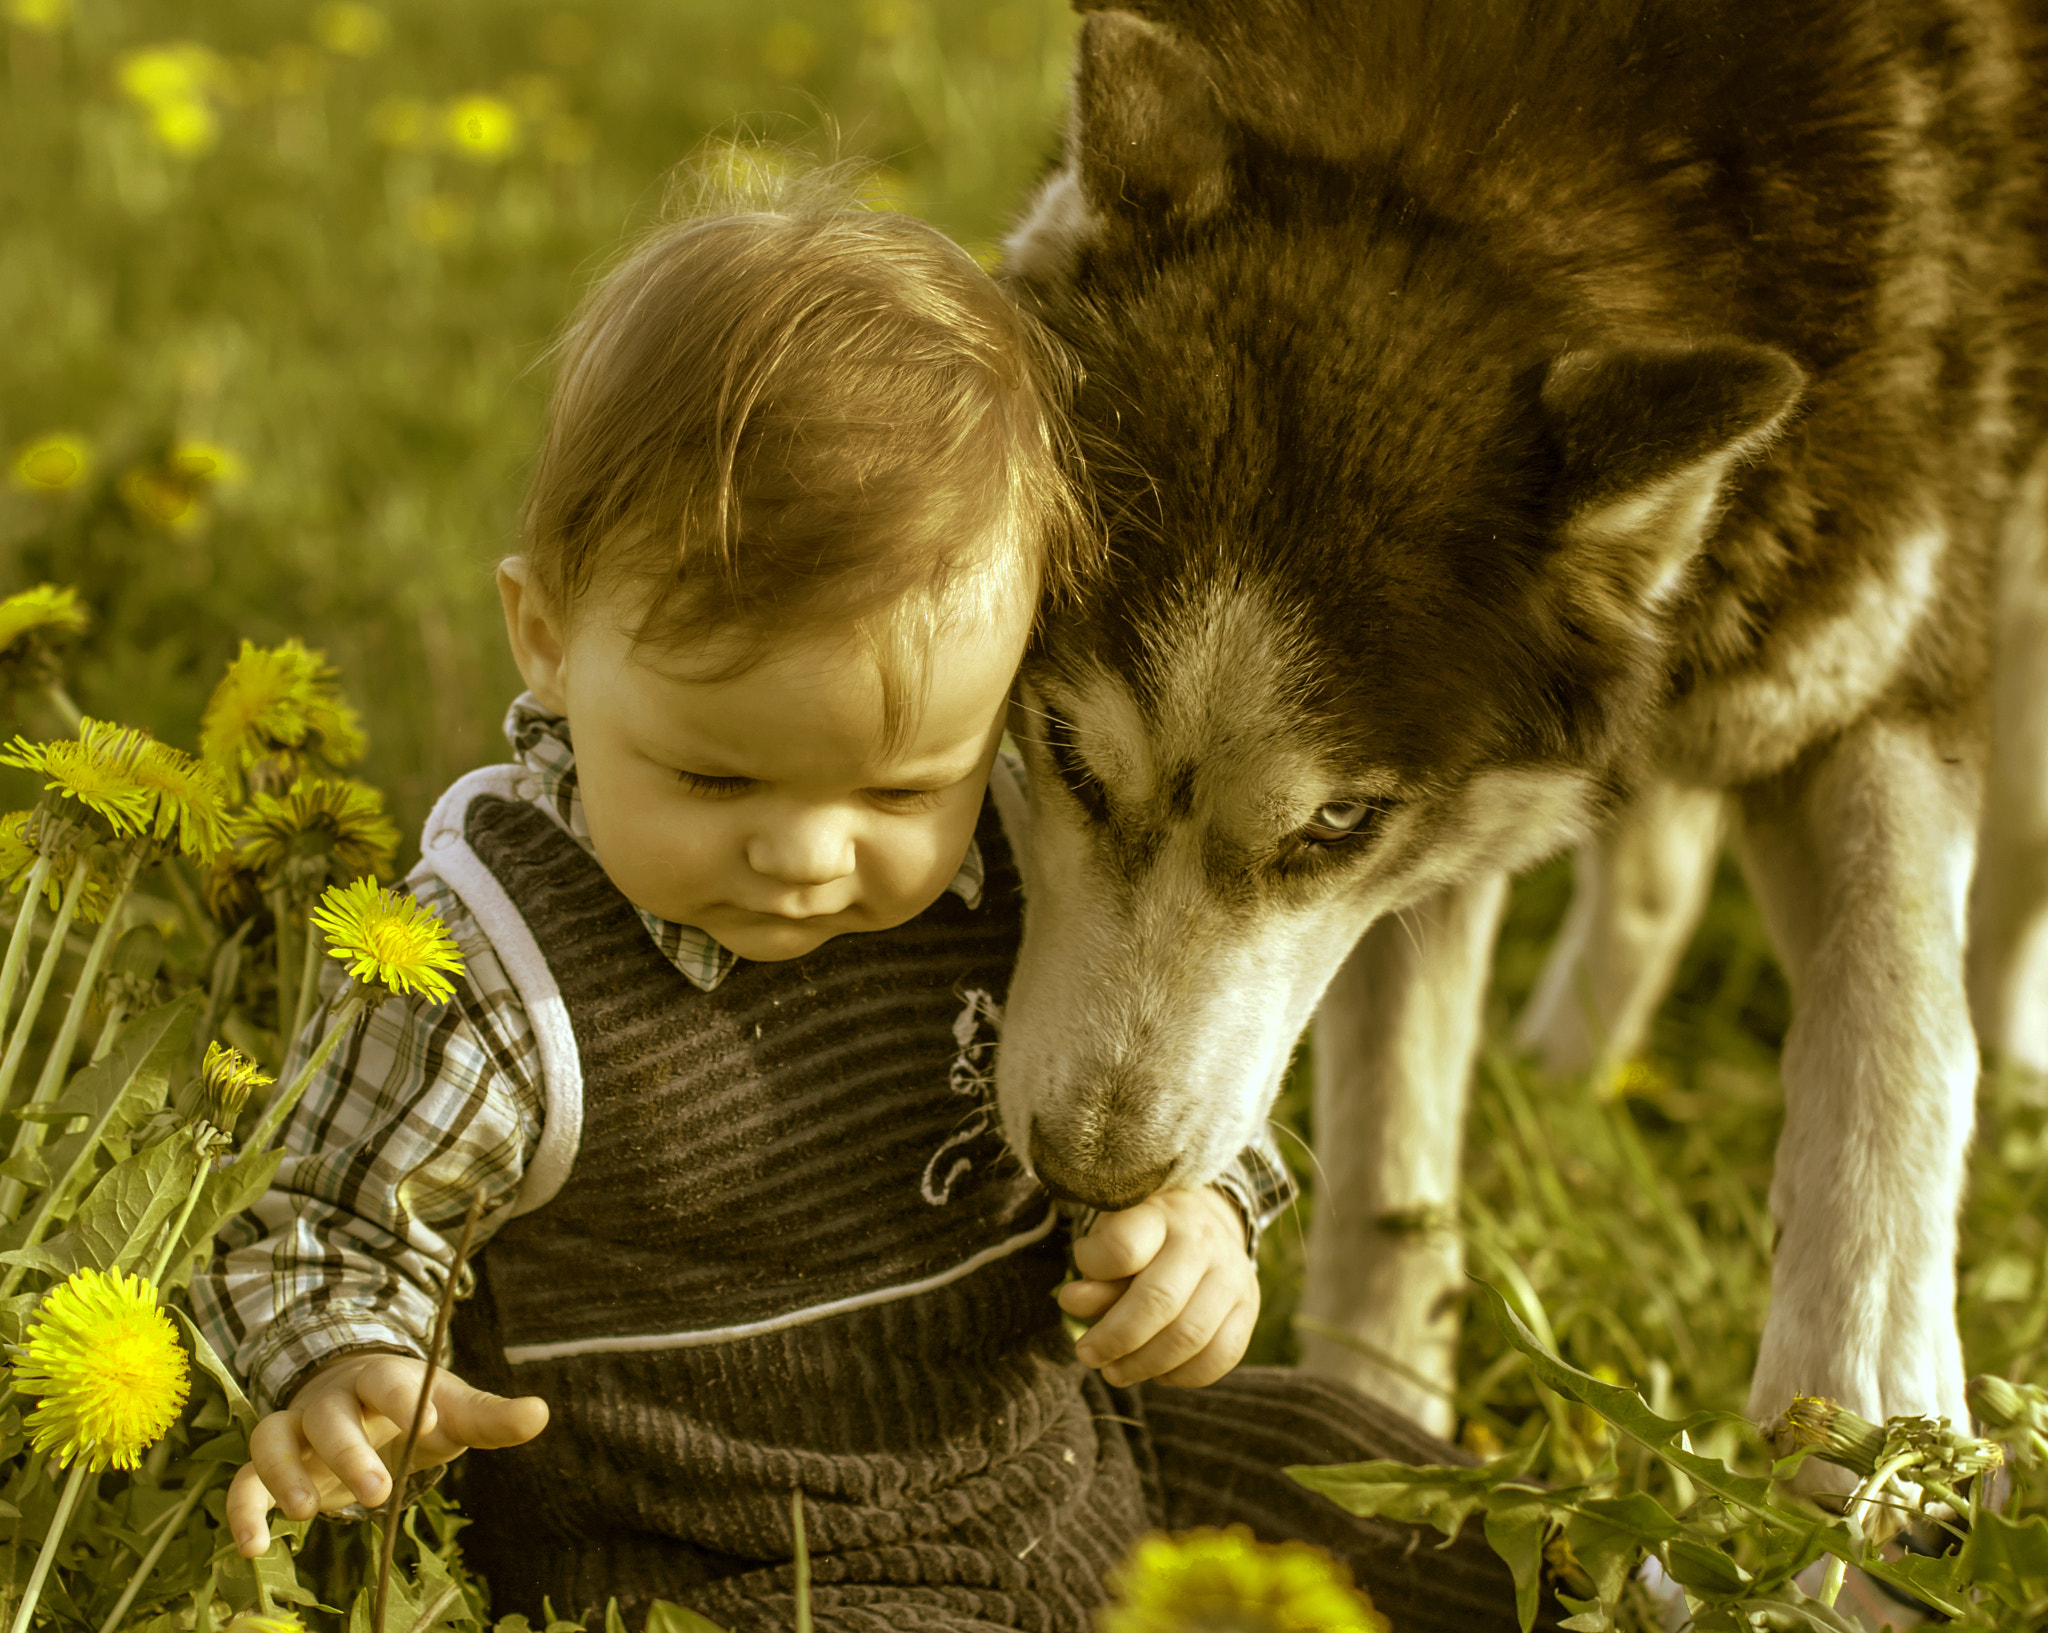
[1057,1186,1260,1388]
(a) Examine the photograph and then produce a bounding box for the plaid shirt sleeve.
[1209,1127,1300,1256]
[188,867,545,1415]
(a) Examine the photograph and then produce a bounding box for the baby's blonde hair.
[521,156,1096,740]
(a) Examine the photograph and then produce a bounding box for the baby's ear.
[497,557,570,713]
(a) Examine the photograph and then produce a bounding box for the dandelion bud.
[1780,1396,1886,1477]
[1969,1374,2048,1469]
[199,1041,273,1132]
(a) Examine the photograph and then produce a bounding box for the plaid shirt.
[191,697,1298,1414]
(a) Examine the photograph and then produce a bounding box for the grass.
[4,1,2046,1628]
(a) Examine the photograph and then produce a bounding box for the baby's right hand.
[227,1352,549,1558]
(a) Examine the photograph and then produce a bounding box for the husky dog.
[996,0,2048,1447]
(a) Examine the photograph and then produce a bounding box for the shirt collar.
[502,693,985,992]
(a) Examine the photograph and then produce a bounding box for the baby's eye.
[675,770,753,797]
[868,787,946,812]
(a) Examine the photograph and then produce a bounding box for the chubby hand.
[1057,1186,1260,1389]
[227,1352,548,1558]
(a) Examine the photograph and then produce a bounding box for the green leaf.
[171,1307,258,1433]
[1287,1440,1545,1541]
[644,1602,729,1633]
[32,994,201,1198]
[1662,1537,1752,1598]
[1474,1283,1831,1529]
[1720,1592,1865,1632]
[159,1147,284,1292]
[0,1132,203,1279]
[1482,1496,1551,1632]
[1560,1493,1680,1605]
[604,1600,629,1633]
[1957,1508,2048,1609]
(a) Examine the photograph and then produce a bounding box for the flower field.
[2,2,2046,1631]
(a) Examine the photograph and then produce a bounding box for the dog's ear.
[1069,10,1233,227]
[1543,340,1805,612]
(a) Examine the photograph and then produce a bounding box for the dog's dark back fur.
[1011,0,2048,823]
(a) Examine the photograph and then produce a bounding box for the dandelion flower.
[200,852,266,928]
[444,93,518,160]
[15,1268,191,1472]
[130,740,230,860]
[0,585,89,654]
[0,719,159,839]
[168,440,246,490]
[1100,1527,1389,1633]
[313,878,465,1003]
[116,43,225,157]
[231,777,399,886]
[7,0,72,34]
[224,1616,307,1633]
[199,1041,271,1131]
[9,436,91,493]
[200,638,368,797]
[0,813,118,919]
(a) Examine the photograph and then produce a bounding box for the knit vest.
[421,767,1149,1626]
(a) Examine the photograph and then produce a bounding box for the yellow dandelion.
[312,878,465,1004]
[310,1,387,57]
[149,97,219,156]
[10,434,91,494]
[0,585,89,654]
[15,1268,191,1472]
[200,638,367,798]
[117,44,225,157]
[444,93,518,160]
[199,852,266,929]
[127,739,230,861]
[230,777,399,885]
[199,1041,271,1130]
[0,719,159,840]
[7,0,72,34]
[0,815,120,919]
[224,1616,307,1633]
[1100,1527,1390,1633]
[118,465,201,529]
[168,439,246,490]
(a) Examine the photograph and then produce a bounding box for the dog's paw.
[1747,1289,1969,1500]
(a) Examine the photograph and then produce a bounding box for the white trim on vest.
[501,1206,1060,1364]
[421,765,585,1221]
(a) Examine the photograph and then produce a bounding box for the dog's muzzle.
[1028,1120,1178,1215]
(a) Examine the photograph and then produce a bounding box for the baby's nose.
[744,815,855,887]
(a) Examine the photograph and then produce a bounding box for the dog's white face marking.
[999,584,1599,1205]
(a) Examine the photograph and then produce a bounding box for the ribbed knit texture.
[446,791,1548,1631]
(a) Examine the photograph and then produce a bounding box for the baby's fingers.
[1056,1276,1130,1321]
[1072,1204,1168,1283]
[226,1457,283,1558]
[1098,1270,1241,1387]
[299,1387,403,1510]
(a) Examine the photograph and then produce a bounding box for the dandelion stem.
[238,985,371,1158]
[1816,1451,1915,1608]
[8,1460,93,1633]
[0,855,89,1109]
[96,1468,219,1633]
[0,847,147,1220]
[287,913,322,1058]
[373,1189,485,1633]
[143,1126,217,1290]
[40,685,82,735]
[0,854,52,1035]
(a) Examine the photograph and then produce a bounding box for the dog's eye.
[1301,801,1384,845]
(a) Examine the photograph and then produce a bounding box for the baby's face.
[519,572,1032,961]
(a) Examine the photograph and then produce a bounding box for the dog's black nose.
[1029,1123,1176,1214]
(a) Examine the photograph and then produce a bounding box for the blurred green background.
[4,0,2043,1472]
[1,0,1079,836]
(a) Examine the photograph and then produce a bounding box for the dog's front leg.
[1297,871,1509,1437]
[1736,715,1978,1445]
[1515,778,1727,1078]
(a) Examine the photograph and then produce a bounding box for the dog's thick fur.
[997,0,2048,1446]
